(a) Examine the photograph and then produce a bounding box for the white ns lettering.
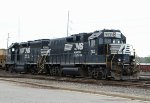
[75,43,83,50]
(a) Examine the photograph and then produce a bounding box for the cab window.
[104,39,111,44]
[89,39,95,47]
[99,38,103,44]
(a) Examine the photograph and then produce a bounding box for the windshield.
[104,38,122,44]
[112,39,122,44]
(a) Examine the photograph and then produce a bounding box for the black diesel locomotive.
[5,29,139,80]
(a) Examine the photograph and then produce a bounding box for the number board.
[104,32,121,38]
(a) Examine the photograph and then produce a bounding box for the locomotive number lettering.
[104,32,121,38]
[74,51,82,57]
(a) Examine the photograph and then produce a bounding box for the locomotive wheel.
[30,66,37,75]
[49,67,60,76]
[5,65,9,71]
[52,67,57,76]
[49,68,52,76]
[58,67,62,76]
[102,69,107,79]
[92,71,103,79]
[31,69,36,75]
[8,65,15,73]
[96,72,103,79]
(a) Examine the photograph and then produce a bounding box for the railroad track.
[0,69,150,89]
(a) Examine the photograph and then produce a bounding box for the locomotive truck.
[5,29,139,80]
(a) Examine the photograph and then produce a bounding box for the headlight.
[118,58,121,62]
[132,59,135,62]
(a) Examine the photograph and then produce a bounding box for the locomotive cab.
[5,43,20,71]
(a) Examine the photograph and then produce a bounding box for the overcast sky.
[0,0,150,57]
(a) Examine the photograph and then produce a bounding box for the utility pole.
[67,11,70,37]
[7,33,10,48]
[18,16,20,43]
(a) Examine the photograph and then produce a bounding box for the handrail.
[111,54,116,69]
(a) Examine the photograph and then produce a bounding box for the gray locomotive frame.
[5,29,139,80]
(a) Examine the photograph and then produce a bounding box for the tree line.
[136,56,150,63]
